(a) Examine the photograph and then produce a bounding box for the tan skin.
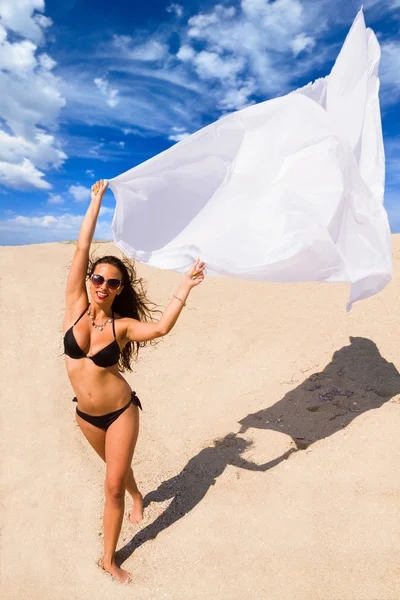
[64,180,205,583]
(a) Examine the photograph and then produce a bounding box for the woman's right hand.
[183,258,206,288]
[91,179,108,202]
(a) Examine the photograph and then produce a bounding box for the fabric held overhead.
[108,10,392,311]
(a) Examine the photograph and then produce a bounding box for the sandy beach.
[1,237,400,600]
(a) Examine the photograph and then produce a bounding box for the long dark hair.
[87,254,160,372]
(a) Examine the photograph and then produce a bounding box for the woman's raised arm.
[125,259,205,342]
[65,180,108,308]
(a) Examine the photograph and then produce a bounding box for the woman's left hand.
[91,179,108,203]
[184,258,206,288]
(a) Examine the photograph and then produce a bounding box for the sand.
[1,237,400,600]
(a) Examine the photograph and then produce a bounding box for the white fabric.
[109,10,391,311]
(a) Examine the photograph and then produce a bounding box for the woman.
[63,179,205,583]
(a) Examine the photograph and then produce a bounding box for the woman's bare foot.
[129,492,143,524]
[98,558,132,584]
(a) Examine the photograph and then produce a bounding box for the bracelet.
[173,295,186,307]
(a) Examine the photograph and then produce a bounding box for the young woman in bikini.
[63,179,205,583]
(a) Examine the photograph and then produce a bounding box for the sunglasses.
[90,273,123,291]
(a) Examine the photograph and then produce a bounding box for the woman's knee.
[105,478,126,503]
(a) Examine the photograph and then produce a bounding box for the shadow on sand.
[115,336,400,565]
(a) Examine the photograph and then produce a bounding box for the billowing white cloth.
[109,10,391,310]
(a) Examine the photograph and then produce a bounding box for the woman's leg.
[76,413,143,523]
[76,413,107,457]
[103,404,140,583]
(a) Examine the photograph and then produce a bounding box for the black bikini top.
[63,305,120,368]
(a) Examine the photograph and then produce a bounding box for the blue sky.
[0,0,399,245]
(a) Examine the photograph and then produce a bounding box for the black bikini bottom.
[73,391,142,431]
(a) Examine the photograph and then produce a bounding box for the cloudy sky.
[0,0,399,245]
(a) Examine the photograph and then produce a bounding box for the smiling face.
[89,262,124,305]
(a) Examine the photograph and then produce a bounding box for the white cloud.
[118,141,125,148]
[188,6,236,36]
[0,67,65,139]
[187,2,306,64]
[121,127,148,137]
[94,77,120,108]
[177,0,315,109]
[111,34,130,52]
[38,53,56,70]
[0,1,66,190]
[69,184,90,202]
[34,13,52,31]
[290,33,316,56]
[0,0,51,44]
[0,211,113,244]
[219,79,257,110]
[194,51,245,81]
[166,3,183,17]
[176,44,195,62]
[15,214,58,227]
[168,127,190,142]
[0,38,37,73]
[89,141,105,157]
[241,0,303,28]
[0,129,66,170]
[130,40,168,61]
[112,36,168,62]
[86,169,95,177]
[0,158,50,189]
[48,193,64,205]
[168,133,189,142]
